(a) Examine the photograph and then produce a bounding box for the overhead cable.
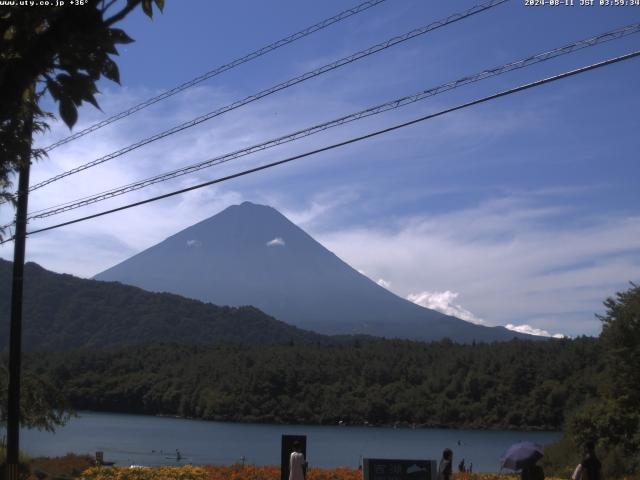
[3,49,636,244]
[41,0,390,153]
[26,0,508,193]
[24,22,640,221]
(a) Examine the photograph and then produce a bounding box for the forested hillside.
[0,260,329,350]
[25,337,601,431]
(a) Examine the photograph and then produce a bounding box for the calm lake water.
[21,411,561,472]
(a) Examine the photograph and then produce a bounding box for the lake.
[21,411,561,472]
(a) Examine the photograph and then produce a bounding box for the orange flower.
[81,465,570,480]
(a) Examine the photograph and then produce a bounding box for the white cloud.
[377,278,391,289]
[186,239,202,247]
[505,324,565,339]
[318,196,640,337]
[266,237,285,247]
[407,290,486,325]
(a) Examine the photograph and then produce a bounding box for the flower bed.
[81,465,209,480]
[78,466,540,480]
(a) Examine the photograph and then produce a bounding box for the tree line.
[22,336,601,431]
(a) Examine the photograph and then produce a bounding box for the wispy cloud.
[278,188,360,228]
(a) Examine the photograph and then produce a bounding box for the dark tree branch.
[105,0,140,26]
[101,0,118,14]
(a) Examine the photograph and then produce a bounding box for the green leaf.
[56,73,72,85]
[59,98,78,128]
[142,0,153,18]
[97,30,119,55]
[56,73,76,100]
[83,92,101,110]
[101,58,120,84]
[76,77,101,110]
[154,0,165,12]
[103,42,119,55]
[109,28,134,45]
[45,78,61,101]
[58,73,92,105]
[86,60,102,81]
[3,25,16,41]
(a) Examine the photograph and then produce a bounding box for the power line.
[3,49,636,244]
[23,22,640,222]
[26,0,508,193]
[41,0,389,153]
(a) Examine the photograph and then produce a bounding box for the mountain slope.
[95,202,533,342]
[0,259,328,351]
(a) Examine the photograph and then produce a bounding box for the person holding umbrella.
[500,442,545,480]
[580,441,601,480]
[521,462,544,480]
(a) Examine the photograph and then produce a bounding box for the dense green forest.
[0,260,331,349]
[23,337,601,431]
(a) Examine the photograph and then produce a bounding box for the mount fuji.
[95,202,533,342]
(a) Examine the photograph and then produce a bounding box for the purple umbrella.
[500,442,544,471]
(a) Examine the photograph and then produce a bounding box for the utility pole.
[6,103,33,480]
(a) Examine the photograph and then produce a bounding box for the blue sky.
[1,0,638,337]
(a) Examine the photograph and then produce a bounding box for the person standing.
[437,449,453,480]
[289,440,306,480]
[521,463,544,480]
[580,441,601,480]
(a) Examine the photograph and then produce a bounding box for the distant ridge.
[95,202,536,343]
[0,259,329,351]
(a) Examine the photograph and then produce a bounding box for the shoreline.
[65,408,561,433]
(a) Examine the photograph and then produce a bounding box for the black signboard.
[363,458,437,480]
[281,435,307,480]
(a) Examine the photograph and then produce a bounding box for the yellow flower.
[81,465,570,480]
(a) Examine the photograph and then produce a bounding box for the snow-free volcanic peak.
[95,202,534,342]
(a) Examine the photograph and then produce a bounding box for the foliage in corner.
[0,0,164,209]
[545,283,640,478]
[599,282,640,412]
[0,0,164,428]
[0,0,164,127]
